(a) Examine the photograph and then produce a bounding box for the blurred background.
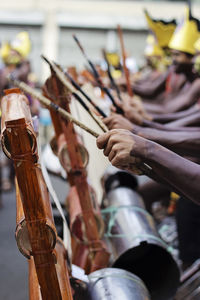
[0,0,200,299]
[1,0,200,83]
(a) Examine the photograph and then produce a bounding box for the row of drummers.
[3,5,200,300]
[0,75,181,300]
[3,42,200,298]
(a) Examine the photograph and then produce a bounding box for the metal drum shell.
[88,268,150,300]
[104,187,180,300]
[102,166,138,195]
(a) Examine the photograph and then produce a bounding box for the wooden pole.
[8,76,99,138]
[117,24,134,97]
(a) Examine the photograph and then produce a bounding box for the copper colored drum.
[56,134,89,172]
[67,186,104,242]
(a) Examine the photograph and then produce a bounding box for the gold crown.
[144,34,164,57]
[194,37,200,52]
[11,31,31,58]
[106,52,120,68]
[0,42,11,62]
[0,31,31,64]
[169,7,200,55]
[144,9,176,48]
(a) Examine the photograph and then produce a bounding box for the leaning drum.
[102,184,180,300]
[88,268,150,300]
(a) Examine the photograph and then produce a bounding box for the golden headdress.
[169,7,200,55]
[144,9,177,48]
[144,34,164,57]
[0,31,31,64]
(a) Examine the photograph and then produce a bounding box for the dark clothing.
[176,197,200,264]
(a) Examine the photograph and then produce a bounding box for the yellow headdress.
[11,31,31,58]
[144,9,176,48]
[169,7,200,55]
[105,52,120,68]
[0,41,11,63]
[144,34,164,57]
[0,31,31,64]
[194,38,200,53]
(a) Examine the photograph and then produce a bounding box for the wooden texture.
[117,24,134,97]
[57,133,89,173]
[15,178,32,259]
[43,73,110,273]
[54,238,73,300]
[41,58,107,132]
[29,239,73,300]
[29,257,42,300]
[9,77,99,138]
[1,89,65,300]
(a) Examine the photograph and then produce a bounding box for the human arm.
[133,71,168,98]
[96,129,200,204]
[144,79,200,115]
[165,110,200,128]
[151,105,199,123]
[104,114,200,157]
[133,126,200,157]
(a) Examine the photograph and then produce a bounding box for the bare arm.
[96,129,200,205]
[165,110,200,128]
[145,142,200,204]
[144,79,200,115]
[133,126,200,157]
[151,105,199,123]
[103,114,200,157]
[142,119,200,131]
[133,71,168,98]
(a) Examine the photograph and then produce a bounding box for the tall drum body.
[88,268,150,300]
[103,186,180,300]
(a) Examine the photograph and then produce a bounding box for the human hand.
[103,114,134,131]
[96,129,147,174]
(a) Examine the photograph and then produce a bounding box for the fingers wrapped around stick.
[103,114,134,131]
[96,129,145,175]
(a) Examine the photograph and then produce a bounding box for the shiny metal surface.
[102,166,138,195]
[88,268,150,300]
[103,186,180,300]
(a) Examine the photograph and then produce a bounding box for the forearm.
[141,142,200,204]
[133,74,167,99]
[133,85,161,99]
[145,99,197,115]
[142,119,199,131]
[143,102,164,114]
[133,126,200,157]
[149,80,200,115]
[152,105,199,123]
[166,111,200,128]
[97,129,200,205]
